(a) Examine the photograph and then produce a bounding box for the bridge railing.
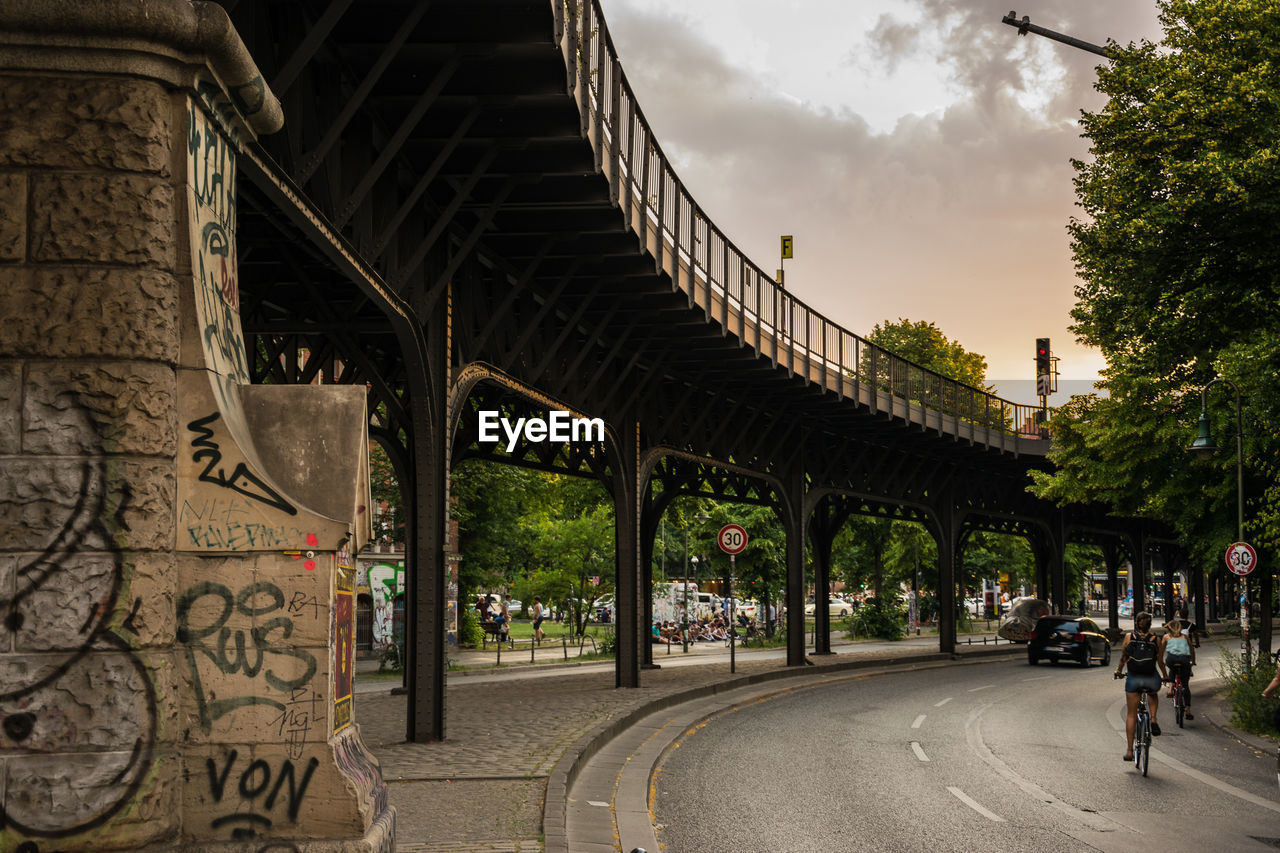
[555,1,1045,448]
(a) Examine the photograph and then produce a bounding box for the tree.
[1029,0,1280,567]
[369,441,405,547]
[866,318,993,392]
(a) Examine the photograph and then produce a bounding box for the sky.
[600,0,1166,404]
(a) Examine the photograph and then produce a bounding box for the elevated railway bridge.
[218,0,1181,742]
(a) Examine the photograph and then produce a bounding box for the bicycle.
[1116,671,1157,777]
[1171,670,1189,728]
[1134,687,1155,776]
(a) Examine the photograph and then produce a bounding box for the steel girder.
[219,0,1161,740]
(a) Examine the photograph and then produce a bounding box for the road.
[652,646,1280,852]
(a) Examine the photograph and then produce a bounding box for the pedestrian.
[1261,656,1280,732]
[531,596,545,644]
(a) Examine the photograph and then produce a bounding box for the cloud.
[602,0,1163,388]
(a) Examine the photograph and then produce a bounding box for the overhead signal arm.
[1001,11,1108,58]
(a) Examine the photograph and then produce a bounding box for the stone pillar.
[0,3,392,850]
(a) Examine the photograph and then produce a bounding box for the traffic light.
[1035,338,1051,397]
[1035,338,1050,377]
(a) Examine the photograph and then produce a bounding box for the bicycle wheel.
[1176,684,1185,728]
[1136,701,1157,768]
[1138,712,1151,777]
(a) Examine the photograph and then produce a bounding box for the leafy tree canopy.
[1030,0,1280,561]
[866,318,993,391]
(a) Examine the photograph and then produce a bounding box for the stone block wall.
[0,71,184,848]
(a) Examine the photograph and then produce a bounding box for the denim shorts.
[1125,671,1162,694]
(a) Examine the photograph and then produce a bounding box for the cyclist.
[1163,617,1195,720]
[1115,611,1168,761]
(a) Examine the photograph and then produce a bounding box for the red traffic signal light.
[1035,338,1051,377]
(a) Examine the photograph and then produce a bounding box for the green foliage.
[1218,652,1279,737]
[369,441,405,546]
[1033,0,1280,569]
[378,642,402,673]
[866,318,992,391]
[848,597,906,641]
[458,595,483,647]
[598,628,617,656]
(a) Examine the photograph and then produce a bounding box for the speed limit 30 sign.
[1225,541,1257,576]
[718,524,748,555]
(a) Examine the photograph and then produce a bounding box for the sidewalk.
[352,636,1020,852]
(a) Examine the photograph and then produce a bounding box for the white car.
[804,597,853,617]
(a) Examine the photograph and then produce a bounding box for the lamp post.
[1186,376,1248,663]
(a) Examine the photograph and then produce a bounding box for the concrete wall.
[0,3,392,850]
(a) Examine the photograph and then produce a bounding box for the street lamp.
[1186,376,1247,660]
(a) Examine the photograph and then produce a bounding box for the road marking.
[911,714,926,729]
[967,684,994,692]
[1020,675,1053,682]
[1105,697,1280,814]
[587,800,609,807]
[934,697,953,707]
[966,704,1119,832]
[910,741,930,762]
[947,786,1005,822]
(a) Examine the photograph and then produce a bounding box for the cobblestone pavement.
[355,643,961,851]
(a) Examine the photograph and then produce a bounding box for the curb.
[541,645,1021,853]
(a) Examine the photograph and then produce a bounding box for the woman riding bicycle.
[1114,611,1168,761]
[1163,617,1195,720]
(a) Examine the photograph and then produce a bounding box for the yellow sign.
[780,235,793,259]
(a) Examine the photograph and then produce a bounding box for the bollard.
[496,636,501,666]
[563,635,568,661]
[531,638,536,663]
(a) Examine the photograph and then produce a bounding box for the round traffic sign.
[718,524,748,555]
[1225,541,1257,576]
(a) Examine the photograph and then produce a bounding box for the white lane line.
[911,714,926,729]
[1020,675,1053,682]
[934,697,953,707]
[910,741,930,762]
[967,684,994,692]
[1105,697,1280,814]
[967,703,1119,832]
[947,786,1005,822]
[587,800,610,807]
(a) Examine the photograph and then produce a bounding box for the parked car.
[804,597,853,617]
[507,599,523,617]
[1027,616,1112,667]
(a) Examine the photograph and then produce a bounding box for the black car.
[1027,616,1112,667]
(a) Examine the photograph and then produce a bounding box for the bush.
[1219,651,1280,737]
[458,597,483,647]
[598,628,617,656]
[378,642,402,673]
[848,598,905,641]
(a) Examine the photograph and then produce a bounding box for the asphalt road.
[652,649,1280,852]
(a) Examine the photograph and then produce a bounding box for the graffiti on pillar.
[203,748,319,839]
[187,412,297,514]
[188,100,246,415]
[365,563,402,649]
[333,558,355,734]
[177,580,319,732]
[0,394,157,840]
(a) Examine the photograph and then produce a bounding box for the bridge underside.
[222,0,1179,741]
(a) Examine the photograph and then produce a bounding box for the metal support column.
[407,282,449,742]
[809,497,835,655]
[784,464,807,667]
[1101,540,1121,633]
[612,419,643,688]
[930,489,960,656]
[1129,525,1147,618]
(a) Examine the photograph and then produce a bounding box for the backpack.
[1126,632,1158,675]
